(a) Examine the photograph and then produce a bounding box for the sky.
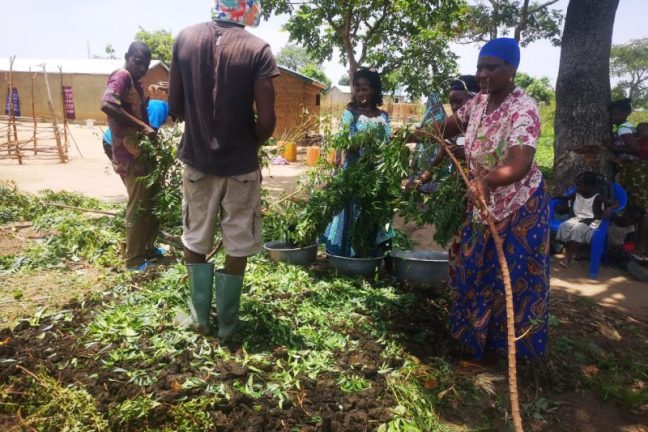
[4,0,647,87]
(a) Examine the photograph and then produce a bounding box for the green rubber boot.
[187,263,214,334]
[215,270,244,341]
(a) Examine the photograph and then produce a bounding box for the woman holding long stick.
[427,38,550,361]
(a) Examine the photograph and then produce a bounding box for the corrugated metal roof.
[0,58,168,75]
[334,85,351,94]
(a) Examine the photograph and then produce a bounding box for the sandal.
[560,260,574,269]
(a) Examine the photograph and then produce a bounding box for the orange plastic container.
[326,149,337,164]
[282,141,297,162]
[306,146,320,166]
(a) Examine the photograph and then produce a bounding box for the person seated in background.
[102,128,113,161]
[606,99,648,216]
[405,75,479,193]
[555,171,619,268]
[606,98,639,161]
[147,98,169,131]
[607,205,644,268]
[636,122,648,162]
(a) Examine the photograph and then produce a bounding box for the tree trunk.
[345,39,358,89]
[554,0,620,192]
[514,0,531,42]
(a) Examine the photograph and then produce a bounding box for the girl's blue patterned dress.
[322,109,393,257]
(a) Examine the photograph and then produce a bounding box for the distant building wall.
[273,72,323,140]
[2,64,169,124]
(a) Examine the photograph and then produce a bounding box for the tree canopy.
[515,72,554,104]
[276,44,332,88]
[299,64,332,88]
[134,27,174,63]
[276,44,315,71]
[263,0,464,97]
[459,0,563,46]
[610,38,648,108]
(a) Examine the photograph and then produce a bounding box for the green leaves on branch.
[397,141,467,248]
[138,125,184,235]
[134,27,174,63]
[611,38,648,108]
[263,0,464,97]
[458,0,563,47]
[515,72,554,105]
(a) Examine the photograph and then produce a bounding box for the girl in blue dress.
[322,68,393,257]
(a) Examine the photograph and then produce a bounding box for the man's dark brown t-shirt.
[168,22,279,177]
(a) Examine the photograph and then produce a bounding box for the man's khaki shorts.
[181,164,262,257]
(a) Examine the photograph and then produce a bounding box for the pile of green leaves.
[0,181,40,223]
[3,254,456,431]
[0,184,124,271]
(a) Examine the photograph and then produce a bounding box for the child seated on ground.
[607,205,644,267]
[555,171,619,268]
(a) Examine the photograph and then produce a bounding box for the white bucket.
[85,119,95,128]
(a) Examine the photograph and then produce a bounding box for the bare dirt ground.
[2,123,648,323]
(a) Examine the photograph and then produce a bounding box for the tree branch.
[359,2,389,64]
[528,0,560,15]
[515,0,531,41]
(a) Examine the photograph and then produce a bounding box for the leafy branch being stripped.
[266,125,409,256]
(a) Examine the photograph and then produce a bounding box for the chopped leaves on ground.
[1,182,647,431]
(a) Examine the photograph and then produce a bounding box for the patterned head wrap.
[479,37,520,69]
[211,0,261,28]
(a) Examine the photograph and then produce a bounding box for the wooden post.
[30,67,37,155]
[41,64,67,163]
[58,66,69,159]
[5,76,11,155]
[7,56,21,164]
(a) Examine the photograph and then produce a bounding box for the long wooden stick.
[7,56,21,164]
[58,66,69,158]
[41,201,118,216]
[0,296,50,306]
[40,64,66,163]
[64,123,84,158]
[437,131,524,432]
[30,68,37,155]
[262,188,302,213]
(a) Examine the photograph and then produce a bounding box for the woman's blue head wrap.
[479,37,520,69]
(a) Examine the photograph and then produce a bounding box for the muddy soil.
[1,272,647,431]
[0,292,396,431]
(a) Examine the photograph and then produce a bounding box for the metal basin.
[391,250,449,288]
[326,253,384,277]
[263,241,318,265]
